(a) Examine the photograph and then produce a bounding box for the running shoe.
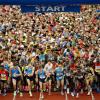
[71,92,74,97]
[67,88,69,94]
[48,92,51,95]
[41,95,44,99]
[87,91,91,95]
[20,92,23,97]
[80,89,83,94]
[76,93,79,98]
[61,91,64,95]
[39,94,42,99]
[3,93,7,96]
[29,91,32,97]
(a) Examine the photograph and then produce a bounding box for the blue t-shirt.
[4,64,9,72]
[11,67,20,78]
[25,67,33,75]
[55,67,64,80]
[38,69,46,79]
[39,54,45,61]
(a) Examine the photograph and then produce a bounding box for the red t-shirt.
[70,63,77,70]
[0,70,8,80]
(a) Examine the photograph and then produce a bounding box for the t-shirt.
[39,54,45,61]
[55,67,64,80]
[0,70,8,80]
[24,66,33,75]
[70,63,77,70]
[38,69,46,79]
[4,64,9,72]
[11,67,20,78]
[44,63,53,73]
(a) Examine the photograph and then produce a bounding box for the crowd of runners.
[0,5,100,99]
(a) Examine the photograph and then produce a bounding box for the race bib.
[57,73,60,76]
[59,76,63,80]
[13,73,17,77]
[66,73,70,76]
[1,74,6,80]
[40,75,45,79]
[78,76,83,79]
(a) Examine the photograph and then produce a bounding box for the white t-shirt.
[44,63,53,73]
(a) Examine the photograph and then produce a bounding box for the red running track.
[0,92,100,100]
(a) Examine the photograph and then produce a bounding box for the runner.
[3,60,10,89]
[36,65,46,99]
[10,62,23,97]
[64,67,71,94]
[24,63,35,97]
[74,68,84,98]
[85,65,95,95]
[55,63,64,95]
[44,61,53,95]
[0,64,8,96]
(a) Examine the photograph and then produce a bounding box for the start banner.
[21,5,80,13]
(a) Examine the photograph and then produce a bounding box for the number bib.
[58,76,63,80]
[57,73,60,76]
[66,73,70,76]
[40,75,46,79]
[56,73,64,80]
[1,74,6,80]
[57,73,63,76]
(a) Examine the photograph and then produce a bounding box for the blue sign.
[21,5,80,13]
[0,0,100,5]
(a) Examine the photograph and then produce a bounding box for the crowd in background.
[0,5,100,98]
